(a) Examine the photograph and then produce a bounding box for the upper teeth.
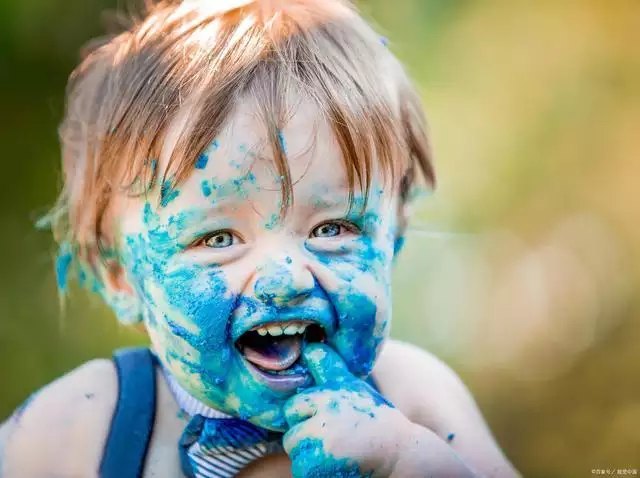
[255,322,309,337]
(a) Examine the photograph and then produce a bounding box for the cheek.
[314,235,394,377]
[332,277,390,377]
[145,265,240,377]
[121,205,240,384]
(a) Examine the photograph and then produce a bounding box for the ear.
[92,254,144,325]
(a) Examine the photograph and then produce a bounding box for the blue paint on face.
[301,201,394,378]
[122,203,317,430]
[194,139,219,170]
[252,261,314,307]
[264,212,280,230]
[201,180,212,198]
[277,128,287,155]
[117,171,396,431]
[200,170,258,204]
[194,153,209,170]
[393,235,405,257]
[160,178,180,207]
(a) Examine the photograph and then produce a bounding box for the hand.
[282,343,413,477]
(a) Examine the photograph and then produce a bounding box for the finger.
[302,343,353,385]
[284,423,341,478]
[284,390,319,428]
[282,419,322,456]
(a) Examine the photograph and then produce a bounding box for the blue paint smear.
[447,432,456,442]
[393,235,405,257]
[55,246,73,292]
[289,438,370,477]
[201,180,212,197]
[276,128,287,155]
[200,171,258,204]
[194,152,209,170]
[160,179,180,207]
[121,203,295,430]
[264,212,280,230]
[111,182,396,431]
[150,158,158,173]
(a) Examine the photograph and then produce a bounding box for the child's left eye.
[310,221,357,238]
[201,230,239,248]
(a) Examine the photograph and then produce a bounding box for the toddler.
[0,0,518,476]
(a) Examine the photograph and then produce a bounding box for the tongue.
[243,335,302,371]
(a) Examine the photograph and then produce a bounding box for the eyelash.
[192,219,360,250]
[196,229,242,249]
[309,219,361,238]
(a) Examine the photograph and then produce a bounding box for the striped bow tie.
[179,415,284,478]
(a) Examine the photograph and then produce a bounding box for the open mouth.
[236,321,326,391]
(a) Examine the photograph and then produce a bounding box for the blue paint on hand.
[283,344,394,477]
[289,438,369,478]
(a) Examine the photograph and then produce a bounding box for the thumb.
[302,342,353,385]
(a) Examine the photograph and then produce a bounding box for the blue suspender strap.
[99,347,157,478]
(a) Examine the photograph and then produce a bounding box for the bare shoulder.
[1,359,118,478]
[373,339,520,478]
[373,339,471,423]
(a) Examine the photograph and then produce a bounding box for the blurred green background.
[1,1,639,476]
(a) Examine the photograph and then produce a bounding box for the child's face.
[117,99,399,431]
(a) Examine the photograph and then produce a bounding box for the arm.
[0,417,18,478]
[374,340,520,478]
[0,359,118,478]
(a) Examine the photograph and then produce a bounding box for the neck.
[162,367,233,419]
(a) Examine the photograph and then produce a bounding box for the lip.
[242,358,313,393]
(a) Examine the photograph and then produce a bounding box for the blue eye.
[203,231,236,248]
[311,221,350,238]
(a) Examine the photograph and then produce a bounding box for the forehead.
[158,97,362,210]
[115,94,398,238]
[203,100,343,187]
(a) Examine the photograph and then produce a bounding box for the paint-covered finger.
[284,391,319,428]
[302,342,353,385]
[282,419,315,455]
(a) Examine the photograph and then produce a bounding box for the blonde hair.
[50,0,434,263]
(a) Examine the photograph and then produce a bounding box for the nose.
[253,255,314,306]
